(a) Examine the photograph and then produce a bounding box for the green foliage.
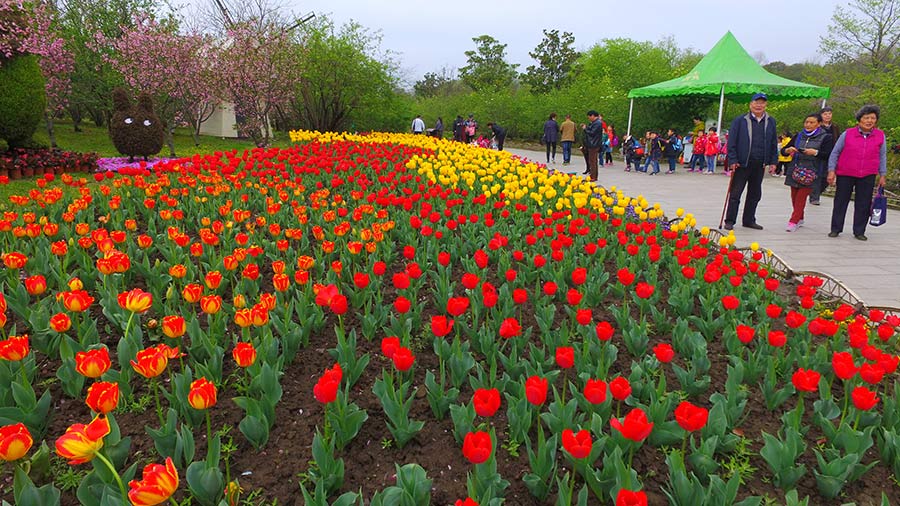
[521,29,580,94]
[293,19,406,133]
[459,35,519,92]
[0,54,46,148]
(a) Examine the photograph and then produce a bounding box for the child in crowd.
[688,131,707,172]
[704,127,719,174]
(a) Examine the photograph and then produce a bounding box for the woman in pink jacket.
[826,105,887,241]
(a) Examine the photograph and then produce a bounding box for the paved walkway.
[508,148,900,308]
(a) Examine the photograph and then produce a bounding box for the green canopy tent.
[625,31,830,136]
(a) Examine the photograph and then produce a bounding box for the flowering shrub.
[0,131,897,505]
[0,148,98,177]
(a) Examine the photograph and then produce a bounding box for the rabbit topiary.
[109,88,164,162]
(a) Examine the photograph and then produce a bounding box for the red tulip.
[791,368,821,392]
[462,431,492,464]
[831,352,857,380]
[610,407,654,442]
[767,330,787,348]
[454,499,478,506]
[393,296,411,314]
[859,363,885,384]
[498,318,521,339]
[595,321,615,341]
[616,489,648,506]
[431,315,454,337]
[353,272,370,289]
[561,429,592,459]
[617,268,635,286]
[525,375,548,406]
[461,273,480,290]
[735,325,755,344]
[721,295,740,311]
[609,376,632,401]
[583,379,607,404]
[634,282,654,299]
[381,336,401,359]
[653,343,675,363]
[851,386,879,410]
[571,267,587,285]
[472,388,501,417]
[555,346,574,369]
[392,347,415,371]
[512,288,528,305]
[313,364,342,404]
[785,311,807,329]
[674,401,708,432]
[766,304,782,319]
[543,281,557,296]
[565,288,582,306]
[447,296,470,316]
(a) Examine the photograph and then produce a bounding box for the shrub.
[0,148,98,176]
[0,54,46,149]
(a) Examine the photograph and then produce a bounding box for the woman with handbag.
[779,113,833,232]
[826,105,888,241]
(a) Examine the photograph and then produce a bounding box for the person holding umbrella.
[722,93,779,230]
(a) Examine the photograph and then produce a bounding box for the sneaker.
[625,168,631,172]
[798,219,804,226]
[552,158,556,163]
[810,200,820,206]
[786,222,798,232]
[666,170,675,174]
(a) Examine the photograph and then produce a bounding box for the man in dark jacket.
[487,122,507,150]
[581,110,603,181]
[724,93,779,230]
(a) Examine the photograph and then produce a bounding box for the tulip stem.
[95,451,128,501]
[206,409,212,445]
[153,379,164,426]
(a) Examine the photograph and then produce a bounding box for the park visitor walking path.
[508,148,900,308]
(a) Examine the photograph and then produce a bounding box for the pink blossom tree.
[95,15,220,156]
[214,21,299,146]
[21,2,74,148]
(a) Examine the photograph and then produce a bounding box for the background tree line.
[3,0,900,154]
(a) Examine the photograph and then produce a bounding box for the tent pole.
[626,98,634,137]
[716,85,725,133]
[821,99,827,108]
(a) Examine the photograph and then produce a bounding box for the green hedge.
[0,54,46,149]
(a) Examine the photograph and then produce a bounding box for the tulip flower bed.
[1,131,899,505]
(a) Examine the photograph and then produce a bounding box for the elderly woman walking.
[827,105,888,241]
[780,113,832,232]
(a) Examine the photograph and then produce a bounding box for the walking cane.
[718,166,737,229]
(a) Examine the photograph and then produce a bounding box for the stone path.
[508,148,900,308]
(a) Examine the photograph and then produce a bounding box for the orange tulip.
[137,234,154,249]
[131,347,168,378]
[233,308,252,328]
[118,288,153,313]
[181,284,202,303]
[75,347,111,378]
[272,273,290,292]
[296,255,315,271]
[199,295,222,315]
[85,381,119,414]
[258,293,276,311]
[222,255,239,271]
[232,342,256,368]
[61,290,94,312]
[50,241,68,256]
[0,334,29,361]
[204,271,223,290]
[250,305,269,326]
[188,378,217,410]
[155,343,183,360]
[67,277,84,291]
[0,423,33,461]
[161,315,186,339]
[128,457,179,506]
[2,252,27,269]
[168,264,187,278]
[49,312,72,333]
[55,415,110,465]
[24,275,47,296]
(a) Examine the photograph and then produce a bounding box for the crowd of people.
[411,98,888,241]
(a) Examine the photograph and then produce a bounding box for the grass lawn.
[1,120,295,209]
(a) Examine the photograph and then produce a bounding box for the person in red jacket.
[704,127,719,174]
[688,132,707,172]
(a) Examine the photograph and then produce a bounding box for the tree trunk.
[44,111,57,148]
[190,127,201,148]
[166,124,177,158]
[69,106,83,132]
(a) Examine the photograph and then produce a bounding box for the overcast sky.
[195,0,844,83]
